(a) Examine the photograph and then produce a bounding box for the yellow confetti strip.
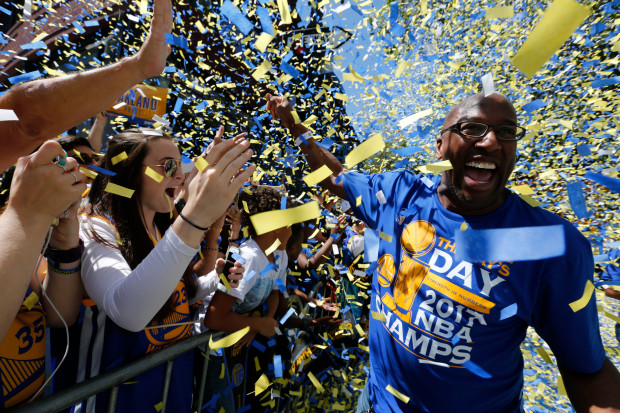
[194,156,208,172]
[104,182,135,198]
[535,346,553,363]
[111,151,128,165]
[154,401,163,412]
[252,60,272,81]
[356,195,362,207]
[80,167,98,180]
[250,202,320,236]
[276,0,292,24]
[386,384,410,404]
[371,311,386,321]
[511,184,534,195]
[510,0,591,78]
[144,166,164,183]
[568,280,594,312]
[303,165,333,186]
[460,222,469,231]
[218,273,232,291]
[208,326,250,350]
[557,375,567,396]
[307,372,325,393]
[254,357,260,371]
[254,32,274,53]
[255,373,270,395]
[219,363,226,379]
[422,160,453,173]
[379,231,392,242]
[265,238,281,256]
[485,5,513,19]
[355,324,366,336]
[345,133,385,168]
[518,194,542,207]
[166,191,173,219]
[23,291,39,310]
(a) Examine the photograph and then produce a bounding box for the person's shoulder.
[509,193,590,247]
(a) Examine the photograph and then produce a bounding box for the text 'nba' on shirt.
[373,220,512,366]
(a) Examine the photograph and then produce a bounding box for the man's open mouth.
[464,161,496,184]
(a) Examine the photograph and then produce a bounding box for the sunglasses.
[145,159,180,178]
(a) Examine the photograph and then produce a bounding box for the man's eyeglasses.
[79,154,101,165]
[440,121,526,141]
[145,159,180,178]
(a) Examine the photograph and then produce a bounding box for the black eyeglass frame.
[144,159,180,178]
[440,121,526,141]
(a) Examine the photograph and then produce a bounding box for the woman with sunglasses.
[72,129,254,412]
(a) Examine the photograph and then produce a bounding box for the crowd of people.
[0,0,618,412]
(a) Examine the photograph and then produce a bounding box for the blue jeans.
[356,380,371,413]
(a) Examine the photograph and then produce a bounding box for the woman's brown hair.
[86,129,196,325]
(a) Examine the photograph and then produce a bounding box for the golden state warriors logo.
[144,282,191,352]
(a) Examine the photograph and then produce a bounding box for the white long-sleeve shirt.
[80,216,218,332]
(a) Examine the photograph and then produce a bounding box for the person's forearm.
[307,236,335,269]
[604,287,620,300]
[88,113,107,152]
[299,137,347,199]
[0,57,146,170]
[265,290,279,318]
[0,208,51,340]
[560,358,620,412]
[42,259,84,327]
[204,305,264,333]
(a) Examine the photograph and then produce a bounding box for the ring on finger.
[70,172,78,183]
[63,209,69,218]
[56,162,69,172]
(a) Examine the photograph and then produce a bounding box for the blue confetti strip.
[566,181,589,219]
[584,172,620,193]
[455,225,565,262]
[8,70,43,85]
[164,32,189,49]
[0,5,11,15]
[522,99,547,113]
[220,0,254,35]
[72,21,86,34]
[464,360,492,378]
[591,76,620,88]
[274,278,286,292]
[274,355,283,378]
[260,263,276,277]
[20,41,46,50]
[363,228,380,263]
[244,270,256,283]
[279,307,295,325]
[230,252,246,264]
[500,303,518,320]
[256,6,274,36]
[89,165,117,176]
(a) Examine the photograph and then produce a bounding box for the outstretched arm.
[560,358,620,412]
[265,94,348,200]
[0,0,172,170]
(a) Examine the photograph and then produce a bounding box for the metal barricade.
[7,331,223,413]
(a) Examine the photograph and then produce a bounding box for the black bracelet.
[179,212,209,231]
[44,239,84,263]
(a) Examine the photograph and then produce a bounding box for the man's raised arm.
[265,93,348,200]
[0,0,172,171]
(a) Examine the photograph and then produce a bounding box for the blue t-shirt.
[343,170,605,413]
[601,248,620,283]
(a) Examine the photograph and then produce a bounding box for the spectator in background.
[599,248,620,345]
[0,0,173,339]
[72,129,252,412]
[55,135,100,168]
[0,142,86,408]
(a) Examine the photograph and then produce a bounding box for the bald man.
[267,93,620,413]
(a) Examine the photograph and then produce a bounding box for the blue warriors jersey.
[343,170,605,413]
[0,287,45,409]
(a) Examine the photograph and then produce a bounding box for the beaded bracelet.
[203,246,218,252]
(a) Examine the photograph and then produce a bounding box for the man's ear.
[436,136,443,160]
